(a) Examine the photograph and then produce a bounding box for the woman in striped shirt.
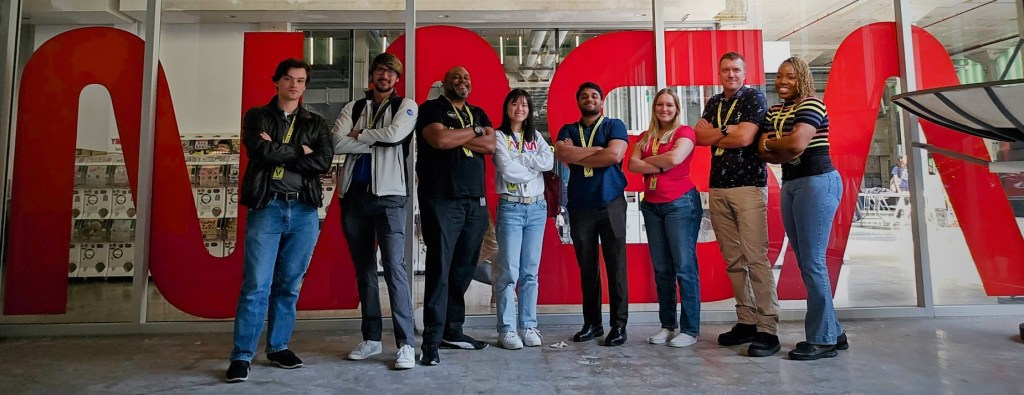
[757,57,848,361]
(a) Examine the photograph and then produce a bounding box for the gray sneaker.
[347,340,383,360]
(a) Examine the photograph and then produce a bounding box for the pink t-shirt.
[640,125,696,203]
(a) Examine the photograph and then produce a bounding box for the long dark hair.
[498,89,537,142]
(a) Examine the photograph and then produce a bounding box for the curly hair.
[782,56,816,100]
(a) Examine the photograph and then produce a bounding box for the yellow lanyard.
[773,102,801,165]
[773,103,799,139]
[577,116,605,177]
[648,131,665,191]
[443,96,476,157]
[366,94,392,129]
[507,131,525,192]
[271,113,298,180]
[714,98,739,157]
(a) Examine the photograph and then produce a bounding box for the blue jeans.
[640,189,702,336]
[495,198,548,333]
[781,170,843,345]
[230,198,320,362]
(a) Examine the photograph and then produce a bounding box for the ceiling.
[18,0,1024,65]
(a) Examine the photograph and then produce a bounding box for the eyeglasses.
[373,67,398,77]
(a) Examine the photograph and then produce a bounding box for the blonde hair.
[639,88,682,150]
[782,56,816,100]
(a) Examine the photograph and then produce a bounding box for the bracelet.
[762,138,772,152]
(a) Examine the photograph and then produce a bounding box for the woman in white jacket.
[493,89,554,349]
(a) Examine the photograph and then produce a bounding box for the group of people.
[223,50,847,382]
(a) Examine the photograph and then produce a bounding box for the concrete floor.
[2,317,1022,394]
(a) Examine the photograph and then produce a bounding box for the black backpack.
[350,97,412,154]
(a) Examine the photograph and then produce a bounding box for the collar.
[719,85,750,102]
[267,95,306,119]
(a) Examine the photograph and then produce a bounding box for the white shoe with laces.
[395,344,416,370]
[499,331,524,350]
[347,340,383,360]
[669,332,698,348]
[648,328,674,345]
[522,328,543,347]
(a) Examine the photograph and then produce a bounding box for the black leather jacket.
[240,97,333,210]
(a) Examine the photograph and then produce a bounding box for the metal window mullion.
[403,0,417,322]
[895,0,935,316]
[0,0,25,302]
[131,0,162,325]
[652,0,666,89]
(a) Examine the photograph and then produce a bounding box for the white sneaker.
[347,340,382,360]
[522,328,543,347]
[648,328,674,344]
[394,344,415,370]
[668,332,698,348]
[499,332,524,350]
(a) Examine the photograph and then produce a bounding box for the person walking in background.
[492,89,554,350]
[628,88,702,348]
[758,56,848,361]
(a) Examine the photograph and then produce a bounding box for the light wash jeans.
[230,198,319,362]
[640,189,702,336]
[494,198,547,333]
[781,170,844,345]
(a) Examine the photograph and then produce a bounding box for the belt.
[500,194,542,204]
[270,191,300,201]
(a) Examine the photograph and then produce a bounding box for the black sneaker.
[225,360,250,383]
[420,343,440,366]
[717,323,757,346]
[747,332,781,357]
[267,349,303,369]
[440,333,489,350]
[836,332,849,350]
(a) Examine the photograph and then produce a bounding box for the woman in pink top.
[627,88,701,348]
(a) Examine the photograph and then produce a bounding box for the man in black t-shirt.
[415,66,496,366]
[694,52,781,357]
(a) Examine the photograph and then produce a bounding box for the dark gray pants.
[341,187,415,348]
[419,197,489,345]
[568,197,629,328]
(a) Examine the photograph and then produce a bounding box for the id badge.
[462,147,473,157]
[508,183,518,192]
[584,167,594,177]
[272,165,285,180]
[714,147,725,156]
[480,197,486,207]
[649,176,657,191]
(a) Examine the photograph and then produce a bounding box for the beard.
[580,107,600,117]
[444,86,470,100]
[374,83,393,93]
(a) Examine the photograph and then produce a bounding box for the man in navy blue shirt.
[554,82,630,346]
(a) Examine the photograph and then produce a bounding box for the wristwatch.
[474,125,485,137]
[720,124,729,136]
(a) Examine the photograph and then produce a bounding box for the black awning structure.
[892,79,1024,143]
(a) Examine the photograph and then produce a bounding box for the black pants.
[340,187,415,348]
[568,197,629,328]
[420,197,489,344]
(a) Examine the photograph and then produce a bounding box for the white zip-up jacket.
[331,95,418,197]
[493,130,554,198]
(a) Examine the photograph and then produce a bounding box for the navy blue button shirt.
[556,117,629,208]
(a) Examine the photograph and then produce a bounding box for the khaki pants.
[709,186,779,334]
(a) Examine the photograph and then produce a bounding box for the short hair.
[272,58,311,83]
[370,53,403,78]
[719,52,745,67]
[576,82,603,100]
